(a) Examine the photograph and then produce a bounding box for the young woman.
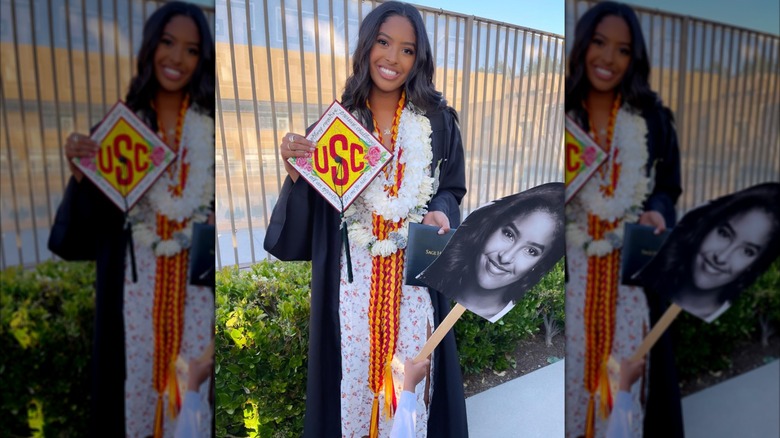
[563,2,682,437]
[641,183,780,322]
[418,183,565,322]
[49,2,215,436]
[264,2,468,436]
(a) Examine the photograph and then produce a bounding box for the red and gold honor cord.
[367,91,406,438]
[152,95,190,438]
[584,94,622,438]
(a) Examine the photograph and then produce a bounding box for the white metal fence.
[214,0,566,267]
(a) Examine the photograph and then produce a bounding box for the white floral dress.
[564,242,649,437]
[123,108,214,437]
[123,245,213,438]
[338,113,436,437]
[564,107,652,438]
[339,236,434,438]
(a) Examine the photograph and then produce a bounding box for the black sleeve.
[263,176,316,261]
[644,105,682,227]
[48,177,107,261]
[428,107,467,228]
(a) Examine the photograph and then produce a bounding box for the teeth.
[595,67,612,78]
[164,67,182,78]
[379,66,398,77]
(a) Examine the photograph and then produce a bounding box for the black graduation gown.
[641,104,685,438]
[264,106,470,437]
[49,176,127,437]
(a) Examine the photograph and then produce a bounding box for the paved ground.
[465,358,779,437]
[682,359,779,438]
[466,359,565,437]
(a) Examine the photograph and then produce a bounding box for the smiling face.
[368,15,416,96]
[692,208,773,290]
[475,210,557,291]
[585,15,631,95]
[154,15,200,96]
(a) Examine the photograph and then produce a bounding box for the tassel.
[339,197,353,283]
[154,395,164,438]
[383,359,395,419]
[167,359,181,418]
[598,359,613,419]
[369,395,380,438]
[585,395,595,438]
[342,216,354,283]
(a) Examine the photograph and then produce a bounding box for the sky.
[409,0,565,35]
[409,0,779,36]
[620,0,779,35]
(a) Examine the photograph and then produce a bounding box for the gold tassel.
[585,395,595,438]
[369,395,380,438]
[167,358,180,419]
[598,359,613,419]
[383,359,395,419]
[154,395,164,438]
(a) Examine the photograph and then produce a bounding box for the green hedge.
[214,261,311,437]
[1,261,96,437]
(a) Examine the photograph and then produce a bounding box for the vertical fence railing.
[0,0,215,269]
[215,0,566,268]
[567,0,780,216]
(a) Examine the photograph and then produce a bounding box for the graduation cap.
[72,101,178,282]
[287,100,393,282]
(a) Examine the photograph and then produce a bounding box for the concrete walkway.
[465,358,779,437]
[682,359,779,438]
[466,359,565,437]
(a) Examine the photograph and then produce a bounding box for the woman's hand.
[639,210,667,235]
[422,210,450,235]
[281,132,315,183]
[64,132,99,182]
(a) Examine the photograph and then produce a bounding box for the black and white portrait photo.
[639,183,780,322]
[417,183,565,322]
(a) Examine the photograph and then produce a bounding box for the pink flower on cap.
[367,146,382,166]
[296,156,312,172]
[151,146,166,166]
[79,156,96,171]
[583,146,597,166]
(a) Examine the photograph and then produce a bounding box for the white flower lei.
[566,106,652,257]
[130,107,215,257]
[345,105,435,257]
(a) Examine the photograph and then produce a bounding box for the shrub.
[749,260,780,346]
[215,261,311,437]
[532,260,566,347]
[1,261,96,436]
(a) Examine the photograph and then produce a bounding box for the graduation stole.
[367,92,406,438]
[152,95,190,438]
[584,95,622,438]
